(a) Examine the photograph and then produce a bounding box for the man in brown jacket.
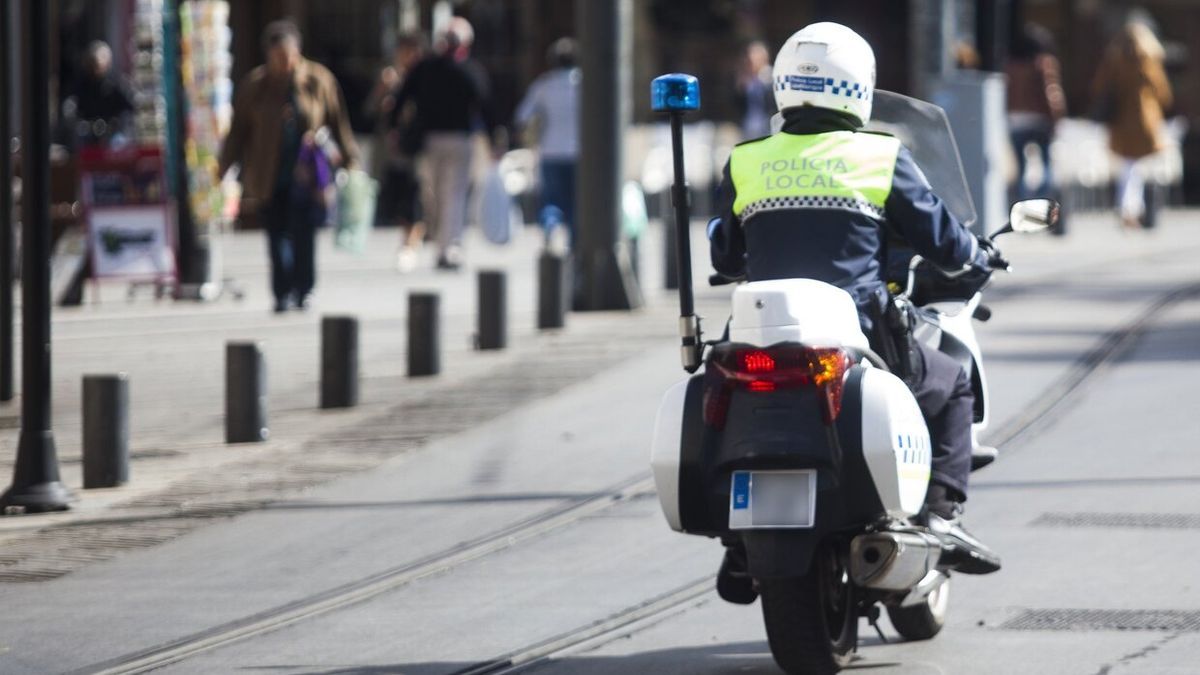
[218,20,359,312]
[1005,24,1066,201]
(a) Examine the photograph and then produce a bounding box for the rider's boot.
[716,542,758,604]
[971,444,999,471]
[924,484,1002,575]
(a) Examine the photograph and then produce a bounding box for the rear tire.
[887,578,949,641]
[759,546,858,674]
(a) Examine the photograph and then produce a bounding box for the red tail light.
[742,351,776,373]
[703,344,851,429]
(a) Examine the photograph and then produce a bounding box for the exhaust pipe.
[849,531,941,591]
[901,568,949,607]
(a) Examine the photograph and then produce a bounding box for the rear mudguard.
[651,366,931,579]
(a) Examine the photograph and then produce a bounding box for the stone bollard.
[477,270,507,350]
[82,374,130,489]
[408,293,440,377]
[321,315,359,409]
[537,252,569,330]
[226,341,268,443]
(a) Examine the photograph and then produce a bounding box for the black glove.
[956,249,994,288]
[977,237,1009,270]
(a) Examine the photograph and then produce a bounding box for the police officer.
[709,23,1001,577]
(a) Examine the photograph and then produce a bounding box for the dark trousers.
[539,159,577,246]
[377,161,422,226]
[909,342,974,500]
[263,189,318,304]
[1010,124,1054,200]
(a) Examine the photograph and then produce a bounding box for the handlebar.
[977,237,1010,271]
[902,247,1006,300]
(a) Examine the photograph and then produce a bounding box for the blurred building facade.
[25,0,1200,204]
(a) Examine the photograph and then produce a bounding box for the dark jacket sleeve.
[463,59,496,135]
[709,160,747,278]
[883,145,980,271]
[326,74,361,168]
[389,61,420,130]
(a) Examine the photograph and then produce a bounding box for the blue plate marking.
[731,471,751,510]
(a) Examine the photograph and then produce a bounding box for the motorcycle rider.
[708,22,1002,582]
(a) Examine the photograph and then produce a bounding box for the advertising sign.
[87,206,175,277]
[78,146,176,280]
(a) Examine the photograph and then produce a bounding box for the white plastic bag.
[622,180,649,240]
[335,168,378,254]
[477,162,519,245]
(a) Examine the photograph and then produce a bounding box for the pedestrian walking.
[367,32,428,272]
[1091,21,1173,230]
[514,37,580,248]
[392,18,493,270]
[218,20,359,313]
[1005,24,1066,200]
[735,41,775,141]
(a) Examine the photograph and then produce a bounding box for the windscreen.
[865,90,977,228]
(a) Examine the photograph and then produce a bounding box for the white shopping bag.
[477,162,520,245]
[335,168,378,254]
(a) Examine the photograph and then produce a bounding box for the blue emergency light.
[651,73,700,112]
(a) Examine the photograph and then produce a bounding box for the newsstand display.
[176,0,239,300]
[75,0,237,300]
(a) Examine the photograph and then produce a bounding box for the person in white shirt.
[515,38,581,248]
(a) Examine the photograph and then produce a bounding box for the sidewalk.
[0,218,718,580]
[1,209,1198,582]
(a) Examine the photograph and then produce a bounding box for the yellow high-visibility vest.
[730,130,901,221]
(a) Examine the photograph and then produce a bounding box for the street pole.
[0,0,14,402]
[908,0,955,99]
[976,0,1014,72]
[0,0,72,513]
[574,0,642,311]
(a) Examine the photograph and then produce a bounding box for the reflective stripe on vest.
[730,131,901,221]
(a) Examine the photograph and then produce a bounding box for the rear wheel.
[759,546,858,674]
[887,577,950,641]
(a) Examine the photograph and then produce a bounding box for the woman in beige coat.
[1092,22,1173,229]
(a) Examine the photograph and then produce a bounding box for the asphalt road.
[1,216,1199,675]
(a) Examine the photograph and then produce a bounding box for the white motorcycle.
[649,81,1055,674]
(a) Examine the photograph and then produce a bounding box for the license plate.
[728,470,817,529]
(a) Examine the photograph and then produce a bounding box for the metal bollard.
[226,341,268,443]
[477,270,507,350]
[321,315,359,409]
[538,251,569,330]
[408,293,440,376]
[1143,182,1161,230]
[82,374,129,489]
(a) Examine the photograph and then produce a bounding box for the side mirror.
[1004,199,1060,235]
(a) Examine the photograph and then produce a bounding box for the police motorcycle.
[648,75,1056,674]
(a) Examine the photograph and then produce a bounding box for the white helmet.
[773,22,876,125]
